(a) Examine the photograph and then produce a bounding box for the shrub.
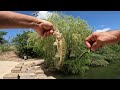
[12,31,37,58]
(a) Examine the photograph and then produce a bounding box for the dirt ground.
[0,51,23,62]
[0,51,43,62]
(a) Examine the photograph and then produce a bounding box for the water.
[52,60,120,79]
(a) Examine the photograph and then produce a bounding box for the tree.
[12,30,37,58]
[0,31,7,44]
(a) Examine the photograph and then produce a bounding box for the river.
[51,60,120,79]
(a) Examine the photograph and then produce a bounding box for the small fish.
[53,30,66,70]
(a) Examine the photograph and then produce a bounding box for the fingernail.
[50,30,53,33]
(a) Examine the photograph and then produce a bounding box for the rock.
[19,73,38,79]
[47,76,56,79]
[19,73,36,76]
[22,64,27,68]
[15,63,23,68]
[37,74,48,79]
[23,60,44,66]
[23,56,27,60]
[19,62,24,65]
[34,66,41,70]
[25,64,32,68]
[32,60,44,66]
[24,63,34,67]
[34,70,44,74]
[20,68,28,73]
[11,67,21,73]
[29,66,35,70]
[25,68,34,73]
[3,73,19,79]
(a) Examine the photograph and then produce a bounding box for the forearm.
[108,30,120,42]
[0,11,43,29]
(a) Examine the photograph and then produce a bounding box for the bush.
[0,31,13,53]
[27,32,47,58]
[0,31,8,44]
[12,31,37,58]
[94,44,120,63]
[0,44,15,53]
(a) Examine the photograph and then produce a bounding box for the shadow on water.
[44,60,120,79]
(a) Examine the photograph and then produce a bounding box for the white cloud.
[100,25,105,27]
[36,11,53,19]
[95,28,111,32]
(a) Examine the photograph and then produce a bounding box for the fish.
[53,29,66,70]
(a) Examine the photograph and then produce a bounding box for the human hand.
[85,31,119,51]
[35,20,55,38]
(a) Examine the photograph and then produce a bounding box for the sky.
[1,11,120,41]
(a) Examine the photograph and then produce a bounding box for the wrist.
[30,18,43,30]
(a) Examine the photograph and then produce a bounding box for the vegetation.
[0,31,8,44]
[12,31,38,58]
[11,12,120,75]
[0,31,14,53]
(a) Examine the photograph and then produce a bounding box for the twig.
[78,49,91,59]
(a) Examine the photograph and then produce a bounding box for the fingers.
[42,21,55,36]
[85,34,96,49]
[50,25,55,32]
[41,21,55,31]
[90,40,102,51]
[43,30,54,38]
[50,30,54,35]
[85,41,92,49]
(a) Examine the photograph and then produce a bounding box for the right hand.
[35,20,55,38]
[85,31,119,51]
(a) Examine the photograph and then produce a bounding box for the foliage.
[0,31,8,44]
[0,44,15,53]
[0,31,11,53]
[88,53,109,67]
[94,44,120,63]
[12,12,120,75]
[12,31,37,58]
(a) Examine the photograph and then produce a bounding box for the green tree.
[0,31,8,44]
[12,30,37,58]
